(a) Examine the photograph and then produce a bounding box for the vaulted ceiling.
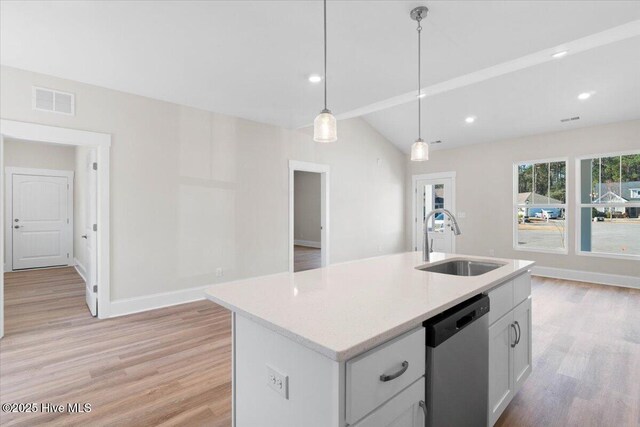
[2,1,640,153]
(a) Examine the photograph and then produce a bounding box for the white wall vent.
[32,86,75,115]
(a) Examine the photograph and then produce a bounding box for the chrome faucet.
[423,209,462,262]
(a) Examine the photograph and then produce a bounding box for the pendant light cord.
[417,14,422,140]
[323,0,328,111]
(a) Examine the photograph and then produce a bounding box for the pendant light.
[410,6,429,161]
[314,0,337,143]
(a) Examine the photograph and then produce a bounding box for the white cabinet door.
[488,312,514,426]
[353,378,425,427]
[512,298,532,392]
[12,174,71,270]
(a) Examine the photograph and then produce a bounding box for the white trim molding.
[288,160,330,273]
[109,284,211,318]
[74,258,87,284]
[532,266,640,290]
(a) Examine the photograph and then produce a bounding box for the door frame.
[411,171,457,253]
[288,160,330,272]
[0,120,111,338]
[5,167,75,272]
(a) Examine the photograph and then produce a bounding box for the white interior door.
[85,150,98,316]
[415,177,454,253]
[12,174,72,270]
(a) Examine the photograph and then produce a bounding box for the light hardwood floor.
[1,269,638,426]
[497,276,640,426]
[0,267,231,427]
[293,245,321,272]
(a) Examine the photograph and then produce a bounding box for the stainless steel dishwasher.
[423,294,490,427]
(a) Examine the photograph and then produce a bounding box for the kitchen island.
[205,251,534,427]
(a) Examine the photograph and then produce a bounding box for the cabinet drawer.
[513,272,531,306]
[487,280,513,325]
[346,327,425,424]
[352,378,425,427]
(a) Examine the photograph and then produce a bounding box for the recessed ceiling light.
[577,92,592,100]
[308,74,322,83]
[465,116,476,124]
[551,50,568,59]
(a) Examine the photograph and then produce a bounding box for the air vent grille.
[32,86,75,115]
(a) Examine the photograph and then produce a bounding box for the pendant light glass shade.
[314,109,337,143]
[410,138,429,161]
[314,0,337,143]
[410,6,429,162]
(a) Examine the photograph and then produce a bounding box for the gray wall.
[1,65,406,300]
[294,171,321,245]
[407,119,640,277]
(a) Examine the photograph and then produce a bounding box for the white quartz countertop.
[205,252,534,362]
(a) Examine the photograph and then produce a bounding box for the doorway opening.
[0,120,111,338]
[412,172,457,254]
[288,160,329,273]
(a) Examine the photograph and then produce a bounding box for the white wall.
[294,171,321,245]
[3,139,75,170]
[0,65,406,301]
[407,119,640,278]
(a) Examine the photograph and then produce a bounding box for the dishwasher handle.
[379,361,409,382]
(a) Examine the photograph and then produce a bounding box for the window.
[578,152,640,258]
[514,159,567,253]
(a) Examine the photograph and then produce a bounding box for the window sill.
[576,251,640,261]
[514,246,568,255]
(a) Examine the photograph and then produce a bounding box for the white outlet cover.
[266,365,289,399]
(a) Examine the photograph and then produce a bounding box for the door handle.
[514,321,521,346]
[510,323,518,348]
[81,235,88,239]
[419,400,427,419]
[379,361,409,382]
[14,225,23,229]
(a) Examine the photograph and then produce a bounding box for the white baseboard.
[294,239,321,249]
[532,266,640,289]
[109,284,212,318]
[74,258,87,284]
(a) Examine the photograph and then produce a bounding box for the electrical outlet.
[457,211,466,219]
[215,268,223,277]
[266,365,289,399]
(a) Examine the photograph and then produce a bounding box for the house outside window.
[577,152,640,258]
[514,159,567,253]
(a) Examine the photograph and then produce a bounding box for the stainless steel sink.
[417,259,505,276]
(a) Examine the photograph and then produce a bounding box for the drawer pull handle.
[379,361,409,382]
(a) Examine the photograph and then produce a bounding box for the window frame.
[575,150,640,261]
[513,157,569,255]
